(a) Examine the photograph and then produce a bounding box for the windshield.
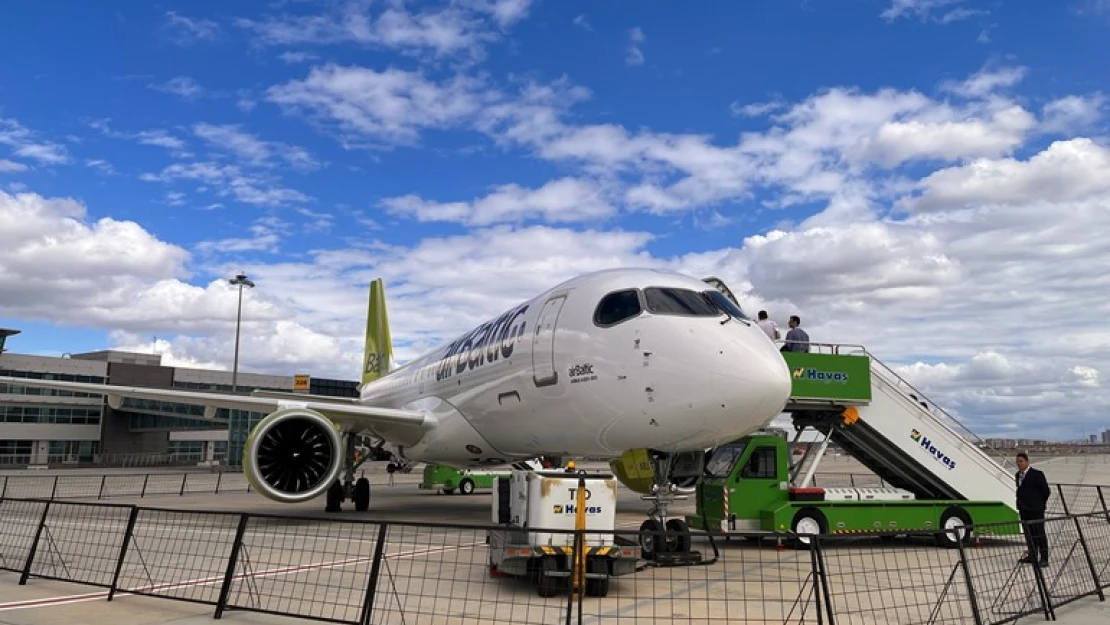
[705,442,747,478]
[643,287,721,316]
[702,289,750,321]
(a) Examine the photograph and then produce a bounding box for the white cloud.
[140,161,312,207]
[881,0,985,23]
[381,177,616,225]
[730,100,784,118]
[149,76,204,100]
[192,123,322,171]
[942,65,1027,98]
[0,159,28,173]
[1041,94,1106,134]
[626,26,645,66]
[278,51,318,64]
[0,118,71,165]
[267,64,492,147]
[85,159,115,175]
[163,11,221,43]
[236,0,533,61]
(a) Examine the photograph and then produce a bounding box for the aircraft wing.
[0,376,430,431]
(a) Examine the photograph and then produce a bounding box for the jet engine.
[242,407,344,504]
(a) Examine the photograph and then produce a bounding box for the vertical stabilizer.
[361,278,393,386]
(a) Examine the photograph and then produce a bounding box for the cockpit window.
[594,289,643,327]
[643,287,720,316]
[702,289,750,321]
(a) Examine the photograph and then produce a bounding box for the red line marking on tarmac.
[0,541,482,612]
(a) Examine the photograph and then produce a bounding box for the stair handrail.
[777,340,1016,472]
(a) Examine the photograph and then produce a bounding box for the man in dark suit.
[1015,452,1051,565]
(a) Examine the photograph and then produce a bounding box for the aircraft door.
[531,295,567,387]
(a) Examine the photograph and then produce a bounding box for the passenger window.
[594,289,643,326]
[740,447,777,479]
[644,287,720,316]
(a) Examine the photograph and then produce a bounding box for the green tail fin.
[361,278,393,386]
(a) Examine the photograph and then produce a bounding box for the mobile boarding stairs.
[779,342,1016,510]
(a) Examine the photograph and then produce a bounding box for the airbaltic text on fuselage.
[435,303,530,382]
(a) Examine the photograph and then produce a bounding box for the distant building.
[0,332,358,467]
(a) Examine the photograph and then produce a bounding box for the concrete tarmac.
[1,455,1109,624]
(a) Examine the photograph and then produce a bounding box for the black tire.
[937,506,972,548]
[585,558,610,597]
[537,557,561,597]
[791,507,827,549]
[325,481,343,512]
[459,478,475,495]
[354,478,370,511]
[639,519,666,560]
[665,519,692,554]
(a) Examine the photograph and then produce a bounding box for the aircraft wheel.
[639,519,666,560]
[459,478,475,495]
[936,506,972,548]
[325,481,343,512]
[665,519,692,553]
[354,478,371,511]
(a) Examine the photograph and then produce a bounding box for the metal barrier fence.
[2,488,1110,624]
[0,470,253,500]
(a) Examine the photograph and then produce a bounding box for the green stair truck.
[683,344,1022,548]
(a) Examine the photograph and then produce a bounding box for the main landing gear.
[325,433,372,512]
[638,451,701,565]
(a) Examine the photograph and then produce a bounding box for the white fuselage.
[357,268,793,468]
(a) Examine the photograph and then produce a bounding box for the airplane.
[0,268,792,554]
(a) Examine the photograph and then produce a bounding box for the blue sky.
[2,0,1110,440]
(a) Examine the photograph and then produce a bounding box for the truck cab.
[688,433,792,534]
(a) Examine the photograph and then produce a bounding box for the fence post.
[180,473,188,496]
[1057,485,1106,602]
[955,532,985,625]
[358,524,390,625]
[214,514,250,620]
[1,475,7,499]
[1097,486,1109,525]
[1023,518,1056,622]
[140,474,149,498]
[108,506,140,601]
[215,471,222,495]
[98,475,107,500]
[812,536,835,625]
[19,500,52,585]
[50,475,58,500]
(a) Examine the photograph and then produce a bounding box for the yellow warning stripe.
[534,546,622,556]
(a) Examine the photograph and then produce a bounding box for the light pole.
[229,273,255,392]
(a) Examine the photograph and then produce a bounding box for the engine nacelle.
[609,448,708,494]
[243,407,344,504]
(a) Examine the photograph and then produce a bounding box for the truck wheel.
[354,478,371,511]
[537,557,561,597]
[937,507,972,548]
[791,508,827,549]
[639,519,666,560]
[585,559,610,597]
[665,519,692,554]
[459,478,475,495]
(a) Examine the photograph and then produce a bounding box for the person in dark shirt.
[781,315,810,352]
[1015,452,1051,565]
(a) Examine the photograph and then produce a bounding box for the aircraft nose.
[714,329,793,428]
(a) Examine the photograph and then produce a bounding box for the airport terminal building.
[0,329,358,468]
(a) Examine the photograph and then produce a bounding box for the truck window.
[705,442,746,478]
[740,447,777,479]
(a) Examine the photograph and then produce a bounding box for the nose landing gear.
[637,451,703,566]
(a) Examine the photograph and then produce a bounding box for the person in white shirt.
[756,310,779,342]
